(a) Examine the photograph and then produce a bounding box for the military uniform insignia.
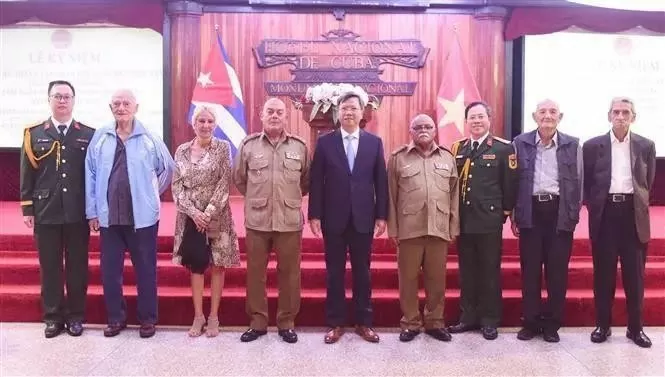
[434,162,449,170]
[456,155,464,159]
[37,138,51,143]
[253,153,264,159]
[492,136,511,144]
[509,153,517,169]
[391,145,408,155]
[76,138,89,143]
[285,151,300,160]
[482,154,496,160]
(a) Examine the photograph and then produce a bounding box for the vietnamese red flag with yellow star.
[436,32,481,148]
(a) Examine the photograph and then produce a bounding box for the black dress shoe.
[481,326,498,340]
[626,330,652,348]
[399,329,420,342]
[66,321,84,337]
[139,324,156,338]
[517,327,540,341]
[425,328,452,342]
[240,328,267,342]
[447,323,480,334]
[44,323,64,338]
[103,322,127,337]
[590,327,611,343]
[278,329,298,344]
[543,330,560,343]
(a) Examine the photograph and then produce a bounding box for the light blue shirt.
[340,127,360,157]
[533,131,560,195]
[85,119,175,229]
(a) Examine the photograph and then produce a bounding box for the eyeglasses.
[411,125,435,131]
[50,94,74,102]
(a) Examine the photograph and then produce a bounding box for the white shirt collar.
[536,130,558,147]
[51,117,73,130]
[341,127,360,140]
[470,131,489,146]
[610,129,630,144]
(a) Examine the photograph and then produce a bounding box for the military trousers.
[34,222,90,324]
[458,231,503,327]
[398,236,449,330]
[245,229,302,330]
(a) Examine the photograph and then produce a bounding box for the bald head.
[110,89,139,124]
[111,89,137,104]
[261,97,287,136]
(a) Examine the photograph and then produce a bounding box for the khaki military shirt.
[387,142,460,241]
[233,131,309,232]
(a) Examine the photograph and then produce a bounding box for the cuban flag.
[188,29,247,156]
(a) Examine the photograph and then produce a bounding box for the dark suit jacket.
[583,131,656,243]
[308,129,389,234]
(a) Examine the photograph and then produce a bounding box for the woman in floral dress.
[172,105,240,337]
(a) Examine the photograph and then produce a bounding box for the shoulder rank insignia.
[492,136,511,144]
[287,134,307,145]
[391,145,408,155]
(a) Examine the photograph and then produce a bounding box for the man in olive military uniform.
[233,98,309,344]
[20,80,95,338]
[388,114,459,343]
[446,101,517,340]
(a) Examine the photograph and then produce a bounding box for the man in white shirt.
[582,97,656,348]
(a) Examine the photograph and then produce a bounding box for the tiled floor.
[1,323,663,376]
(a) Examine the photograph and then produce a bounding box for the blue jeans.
[100,223,159,325]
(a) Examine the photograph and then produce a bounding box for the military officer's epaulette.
[437,144,454,155]
[240,132,262,145]
[451,138,468,156]
[491,136,511,144]
[391,144,409,155]
[75,121,94,131]
[287,133,307,145]
[24,120,45,130]
[23,121,50,169]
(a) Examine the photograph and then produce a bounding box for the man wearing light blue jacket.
[85,89,174,338]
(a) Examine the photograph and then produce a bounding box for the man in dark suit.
[446,101,518,340]
[583,97,656,348]
[308,92,389,344]
[20,80,95,338]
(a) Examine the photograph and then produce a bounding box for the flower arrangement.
[295,83,380,125]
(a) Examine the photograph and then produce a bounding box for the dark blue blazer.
[308,129,389,234]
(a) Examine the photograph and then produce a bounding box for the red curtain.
[0,2,164,33]
[505,7,665,40]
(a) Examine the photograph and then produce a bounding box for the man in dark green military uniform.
[446,101,517,340]
[20,80,95,338]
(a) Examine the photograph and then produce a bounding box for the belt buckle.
[538,194,551,202]
[611,194,625,203]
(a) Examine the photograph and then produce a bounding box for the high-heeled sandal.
[206,317,220,338]
[188,315,206,337]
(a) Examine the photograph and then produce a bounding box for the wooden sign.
[253,29,430,97]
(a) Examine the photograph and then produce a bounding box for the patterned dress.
[172,138,240,268]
